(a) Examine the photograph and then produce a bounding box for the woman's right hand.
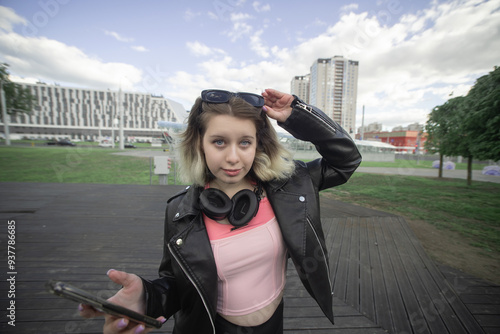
[79,269,166,333]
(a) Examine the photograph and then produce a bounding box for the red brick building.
[359,130,427,153]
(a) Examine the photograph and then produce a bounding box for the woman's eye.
[241,140,252,146]
[214,139,224,146]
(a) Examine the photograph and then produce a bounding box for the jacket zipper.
[306,217,333,293]
[296,101,337,134]
[168,243,216,334]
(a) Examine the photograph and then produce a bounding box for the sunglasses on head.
[200,89,265,109]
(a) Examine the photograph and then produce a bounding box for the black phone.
[46,280,163,329]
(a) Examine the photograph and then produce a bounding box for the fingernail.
[135,324,145,334]
[161,317,167,324]
[106,269,116,276]
[262,106,268,111]
[78,304,84,312]
[117,318,128,329]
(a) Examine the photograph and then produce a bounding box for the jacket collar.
[171,185,203,222]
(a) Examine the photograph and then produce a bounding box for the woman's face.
[202,114,257,190]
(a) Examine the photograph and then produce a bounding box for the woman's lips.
[223,169,241,176]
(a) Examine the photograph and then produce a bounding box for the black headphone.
[199,184,262,229]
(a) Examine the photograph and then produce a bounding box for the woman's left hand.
[262,89,294,123]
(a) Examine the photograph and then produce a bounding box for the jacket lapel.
[265,181,308,258]
[169,186,218,318]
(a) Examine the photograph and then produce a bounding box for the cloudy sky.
[0,0,498,131]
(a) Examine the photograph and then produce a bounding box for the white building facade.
[3,82,187,141]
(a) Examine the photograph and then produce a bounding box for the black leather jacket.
[142,100,362,333]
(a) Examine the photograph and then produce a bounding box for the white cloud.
[184,8,201,21]
[0,8,143,90]
[253,2,271,13]
[166,0,500,130]
[104,30,134,43]
[0,6,26,32]
[207,0,245,21]
[340,3,359,13]
[186,41,213,56]
[249,30,270,58]
[1,1,498,131]
[104,30,148,53]
[131,45,149,52]
[186,41,226,57]
[225,12,254,42]
[0,32,142,90]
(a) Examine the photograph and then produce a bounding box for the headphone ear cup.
[228,189,259,227]
[199,188,232,221]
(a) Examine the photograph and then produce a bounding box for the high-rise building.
[3,82,187,141]
[290,75,310,103]
[301,56,359,134]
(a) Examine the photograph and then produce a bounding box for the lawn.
[359,158,485,170]
[2,145,499,255]
[0,145,177,185]
[323,173,500,254]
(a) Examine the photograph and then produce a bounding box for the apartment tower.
[290,74,310,103]
[297,56,358,134]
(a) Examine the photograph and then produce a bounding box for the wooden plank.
[358,217,375,321]
[1,182,494,334]
[396,217,485,334]
[373,216,412,334]
[346,217,360,311]
[364,216,393,330]
[329,217,346,292]
[333,217,353,301]
[384,215,447,333]
[0,183,385,334]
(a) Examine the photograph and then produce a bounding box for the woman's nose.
[226,145,239,163]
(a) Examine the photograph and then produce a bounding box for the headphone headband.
[199,185,261,228]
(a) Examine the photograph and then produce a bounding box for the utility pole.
[360,105,365,141]
[0,81,11,146]
[118,88,124,150]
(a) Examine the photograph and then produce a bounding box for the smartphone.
[46,280,163,329]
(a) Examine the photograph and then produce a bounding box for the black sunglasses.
[200,89,265,108]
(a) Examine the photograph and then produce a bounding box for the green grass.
[359,158,485,170]
[0,146,177,185]
[2,145,499,254]
[323,173,500,253]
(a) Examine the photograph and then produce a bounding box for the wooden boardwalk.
[0,182,497,333]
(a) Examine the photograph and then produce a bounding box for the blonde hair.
[178,96,295,186]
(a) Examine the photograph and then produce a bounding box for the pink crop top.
[204,197,288,316]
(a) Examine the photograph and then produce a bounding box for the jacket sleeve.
[278,97,362,191]
[140,197,182,319]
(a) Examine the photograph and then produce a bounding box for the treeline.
[425,66,499,185]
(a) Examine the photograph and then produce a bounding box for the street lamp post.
[112,118,119,148]
[0,81,11,146]
[118,88,124,150]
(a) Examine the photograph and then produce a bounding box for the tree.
[426,66,500,185]
[0,63,36,120]
[463,66,500,162]
[425,96,469,179]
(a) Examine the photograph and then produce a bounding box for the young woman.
[80,88,362,334]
